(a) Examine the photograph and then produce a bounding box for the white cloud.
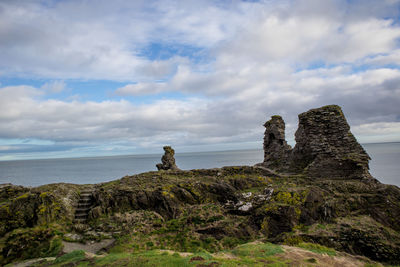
[1,0,400,81]
[353,122,400,143]
[0,0,400,158]
[218,12,400,65]
[0,85,212,143]
[1,57,400,153]
[41,80,67,93]
[0,0,259,80]
[363,49,400,66]
[116,83,167,96]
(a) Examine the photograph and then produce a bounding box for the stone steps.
[74,188,95,223]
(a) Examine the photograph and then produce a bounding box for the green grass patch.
[94,252,135,266]
[95,251,192,267]
[54,250,85,264]
[221,236,246,248]
[190,250,213,261]
[232,242,284,258]
[297,242,336,256]
[36,245,294,267]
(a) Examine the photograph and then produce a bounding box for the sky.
[1,0,400,160]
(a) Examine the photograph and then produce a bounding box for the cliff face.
[3,166,399,265]
[261,105,372,179]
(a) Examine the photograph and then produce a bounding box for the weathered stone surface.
[260,105,372,179]
[292,105,371,179]
[156,146,180,171]
[0,184,78,237]
[262,115,292,170]
[297,216,400,264]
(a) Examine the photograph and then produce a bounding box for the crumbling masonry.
[259,105,372,179]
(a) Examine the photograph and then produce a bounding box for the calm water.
[0,143,398,187]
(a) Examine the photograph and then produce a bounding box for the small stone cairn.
[156,146,180,171]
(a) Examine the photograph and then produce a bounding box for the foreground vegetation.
[1,166,400,265]
[7,241,385,267]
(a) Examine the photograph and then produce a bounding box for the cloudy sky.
[1,0,400,160]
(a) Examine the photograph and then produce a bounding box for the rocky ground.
[1,166,399,266]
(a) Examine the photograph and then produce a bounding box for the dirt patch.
[8,257,56,267]
[190,256,205,262]
[158,249,193,257]
[281,245,381,267]
[212,252,238,259]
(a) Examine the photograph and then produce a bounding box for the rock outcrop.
[1,167,400,264]
[156,146,180,171]
[260,105,372,179]
[292,105,371,179]
[262,115,292,170]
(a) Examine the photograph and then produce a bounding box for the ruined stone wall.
[262,115,292,170]
[260,105,372,179]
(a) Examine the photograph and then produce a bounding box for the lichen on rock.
[156,146,180,171]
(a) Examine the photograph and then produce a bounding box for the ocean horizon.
[0,142,399,187]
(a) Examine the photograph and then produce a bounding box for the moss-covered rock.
[0,226,63,265]
[0,183,80,237]
[1,166,400,265]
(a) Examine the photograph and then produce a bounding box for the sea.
[0,142,399,187]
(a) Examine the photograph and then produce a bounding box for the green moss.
[221,237,245,249]
[1,226,63,265]
[283,235,303,246]
[264,204,279,213]
[271,115,283,120]
[40,192,48,198]
[261,218,269,236]
[274,191,307,206]
[15,193,30,200]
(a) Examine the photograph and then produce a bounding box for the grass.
[297,242,336,256]
[53,250,85,264]
[39,242,290,267]
[232,242,284,258]
[27,240,383,267]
